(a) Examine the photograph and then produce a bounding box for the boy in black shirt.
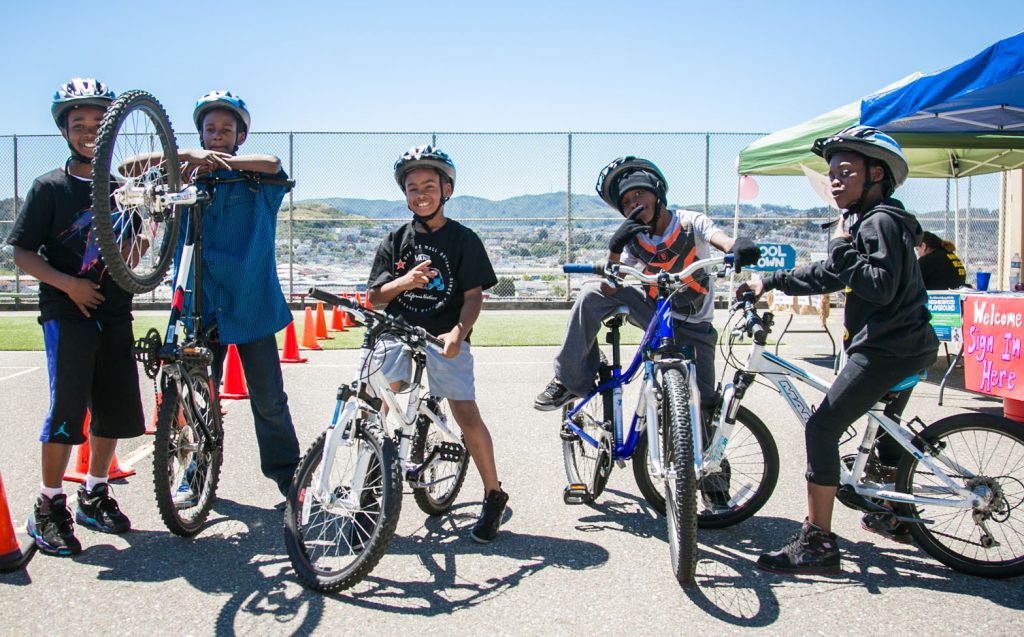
[367,145,508,543]
[6,79,145,556]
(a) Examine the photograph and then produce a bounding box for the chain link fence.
[0,132,1006,306]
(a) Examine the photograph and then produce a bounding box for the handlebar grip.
[562,263,605,275]
[308,287,359,311]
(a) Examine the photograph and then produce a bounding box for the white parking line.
[0,367,39,382]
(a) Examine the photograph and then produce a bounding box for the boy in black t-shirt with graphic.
[367,145,508,543]
[6,79,145,556]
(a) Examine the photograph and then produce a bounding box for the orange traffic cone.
[363,291,373,309]
[220,344,249,400]
[342,294,356,327]
[0,468,35,572]
[64,411,136,483]
[280,321,308,363]
[327,305,346,333]
[300,306,322,351]
[354,292,364,309]
[314,301,333,340]
[146,391,159,435]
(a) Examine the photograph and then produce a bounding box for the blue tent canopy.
[862,31,1024,137]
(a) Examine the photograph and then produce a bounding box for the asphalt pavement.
[0,311,1021,636]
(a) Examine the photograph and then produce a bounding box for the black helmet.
[394,145,456,192]
[51,78,115,128]
[812,125,909,194]
[596,156,668,211]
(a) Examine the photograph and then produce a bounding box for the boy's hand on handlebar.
[398,260,434,291]
[731,236,761,271]
[179,149,233,175]
[735,278,765,300]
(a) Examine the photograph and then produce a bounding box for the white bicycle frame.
[700,330,986,514]
[301,330,462,525]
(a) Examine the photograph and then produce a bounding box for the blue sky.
[1,1,1018,135]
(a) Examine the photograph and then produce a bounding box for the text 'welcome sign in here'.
[963,295,1024,398]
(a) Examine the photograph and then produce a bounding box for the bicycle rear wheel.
[561,393,612,503]
[634,406,779,529]
[661,367,698,587]
[91,90,181,294]
[896,413,1024,578]
[284,422,401,592]
[152,366,223,536]
[411,399,469,516]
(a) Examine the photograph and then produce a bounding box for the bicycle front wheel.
[896,413,1024,578]
[152,367,223,536]
[661,367,698,587]
[561,394,612,503]
[91,90,182,294]
[411,399,469,516]
[634,406,779,529]
[284,422,401,593]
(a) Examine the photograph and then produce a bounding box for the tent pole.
[951,155,961,265]
[730,174,742,301]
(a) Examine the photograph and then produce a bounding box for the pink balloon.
[739,175,759,201]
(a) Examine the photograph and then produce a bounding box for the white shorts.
[366,335,476,401]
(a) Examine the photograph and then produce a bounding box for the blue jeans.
[213,335,300,497]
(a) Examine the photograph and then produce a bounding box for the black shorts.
[39,318,146,445]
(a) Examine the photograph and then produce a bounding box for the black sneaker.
[76,483,131,534]
[757,520,841,575]
[27,494,81,556]
[534,379,575,412]
[471,488,509,544]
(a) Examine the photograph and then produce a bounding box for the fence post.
[564,132,573,301]
[288,132,294,301]
[704,133,710,217]
[12,135,19,303]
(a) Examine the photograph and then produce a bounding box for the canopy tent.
[738,30,1024,178]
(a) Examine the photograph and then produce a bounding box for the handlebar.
[729,292,769,345]
[562,253,733,286]
[308,287,445,351]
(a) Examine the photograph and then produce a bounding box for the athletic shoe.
[471,487,509,544]
[534,379,576,412]
[757,519,841,575]
[173,459,200,509]
[27,494,81,556]
[76,483,131,534]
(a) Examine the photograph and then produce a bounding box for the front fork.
[301,389,366,525]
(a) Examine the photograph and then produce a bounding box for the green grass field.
[0,309,649,351]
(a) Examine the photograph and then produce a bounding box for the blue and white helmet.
[51,78,115,128]
[812,125,909,191]
[193,90,251,133]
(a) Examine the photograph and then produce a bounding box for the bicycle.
[706,293,1024,578]
[89,90,292,535]
[283,287,470,593]
[558,252,771,587]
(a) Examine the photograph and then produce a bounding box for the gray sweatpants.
[553,280,718,407]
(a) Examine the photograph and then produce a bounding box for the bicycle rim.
[662,367,698,587]
[284,423,402,592]
[411,400,470,516]
[152,368,223,536]
[562,395,611,502]
[896,413,1024,578]
[91,90,181,294]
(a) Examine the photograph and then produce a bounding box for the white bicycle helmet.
[812,125,909,195]
[51,78,115,128]
[193,90,251,133]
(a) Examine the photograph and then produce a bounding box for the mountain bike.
[90,90,293,536]
[283,288,470,593]
[559,252,771,587]
[709,294,1024,578]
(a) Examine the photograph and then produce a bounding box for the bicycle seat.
[603,305,630,329]
[889,372,926,393]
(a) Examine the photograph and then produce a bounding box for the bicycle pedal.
[563,483,591,505]
[434,441,464,463]
[559,425,579,442]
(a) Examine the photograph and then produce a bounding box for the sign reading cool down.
[748,244,796,272]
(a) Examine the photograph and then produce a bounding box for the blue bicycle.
[559,253,775,586]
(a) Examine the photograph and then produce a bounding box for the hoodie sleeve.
[827,212,902,305]
[762,261,845,296]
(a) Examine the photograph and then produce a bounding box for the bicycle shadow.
[74,498,325,636]
[323,501,610,614]
[688,515,1024,625]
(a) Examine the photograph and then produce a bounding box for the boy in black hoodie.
[738,126,938,574]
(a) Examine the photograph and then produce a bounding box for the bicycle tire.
[91,90,182,294]
[895,413,1024,578]
[284,422,402,592]
[411,400,470,516]
[661,367,698,586]
[152,367,223,536]
[634,406,779,529]
[561,394,612,503]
